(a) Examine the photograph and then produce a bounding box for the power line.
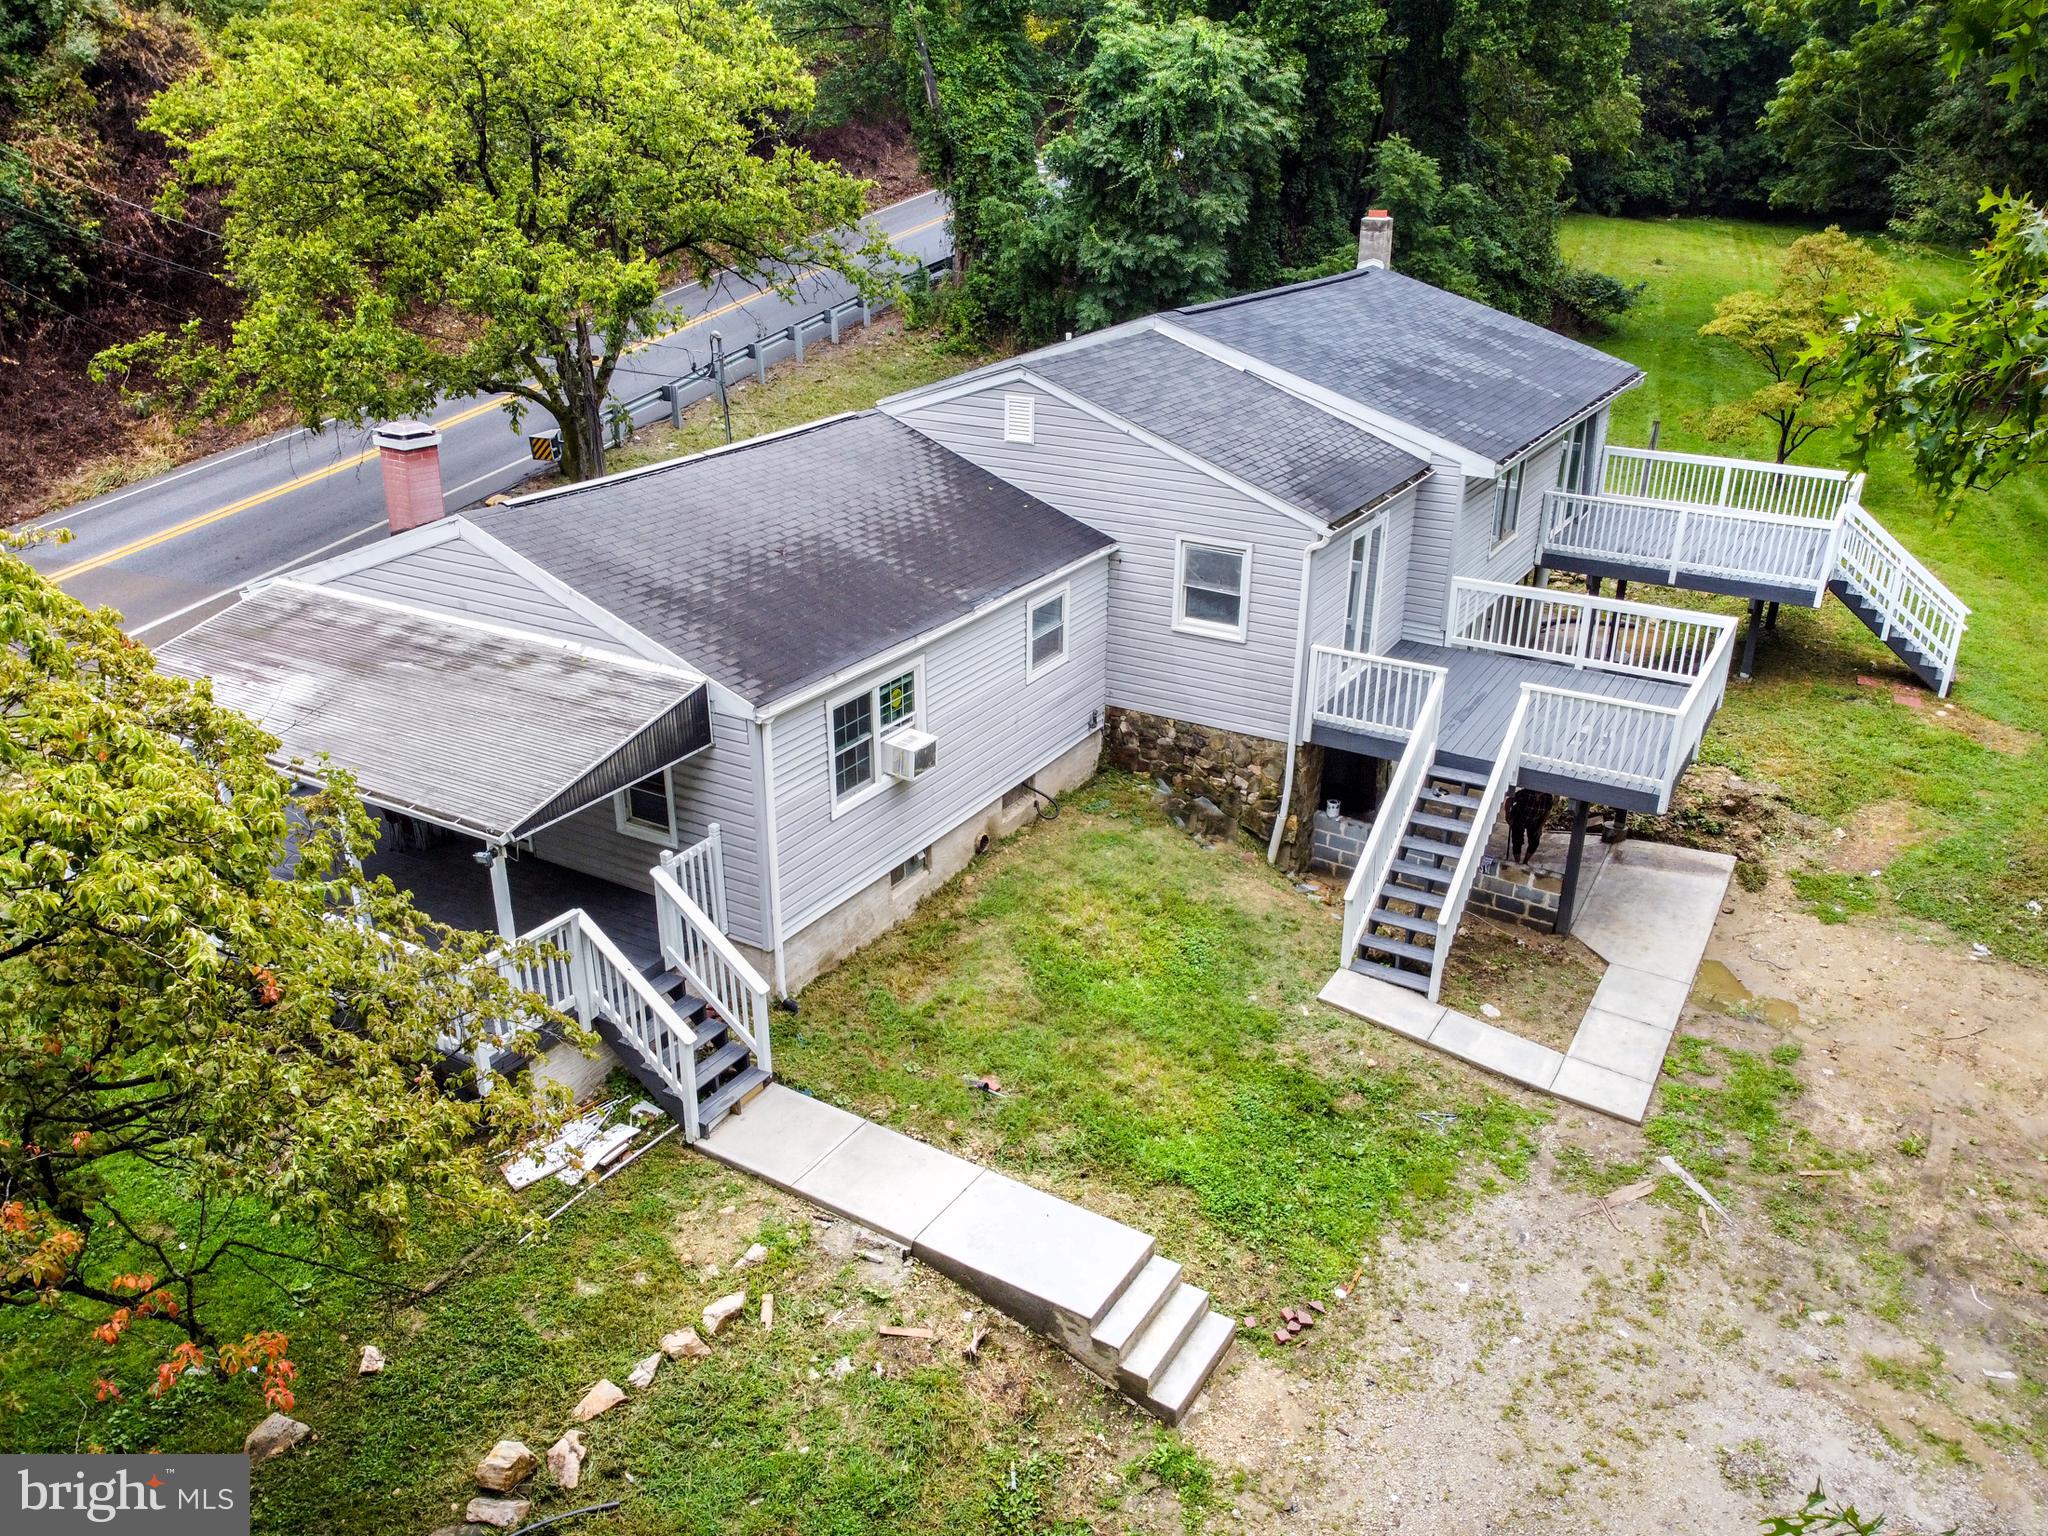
[0,273,133,344]
[0,192,234,286]
[28,163,225,244]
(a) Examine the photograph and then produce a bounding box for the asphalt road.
[23,189,951,643]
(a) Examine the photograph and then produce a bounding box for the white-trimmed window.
[829,661,922,812]
[1557,418,1596,494]
[614,767,678,844]
[1173,537,1250,642]
[1491,461,1525,546]
[1003,394,1036,443]
[1027,585,1069,678]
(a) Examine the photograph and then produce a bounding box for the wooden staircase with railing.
[1350,758,1488,994]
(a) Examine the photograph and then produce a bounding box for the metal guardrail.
[603,257,956,448]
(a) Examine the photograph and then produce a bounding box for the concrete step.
[1142,1309,1237,1426]
[1092,1254,1183,1359]
[1118,1282,1209,1396]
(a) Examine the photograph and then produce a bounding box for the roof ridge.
[1174,265,1375,317]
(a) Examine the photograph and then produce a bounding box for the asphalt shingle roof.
[1172,268,1642,464]
[1029,331,1429,523]
[472,413,1112,705]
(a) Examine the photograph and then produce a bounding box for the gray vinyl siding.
[1302,487,1417,658]
[896,382,1314,743]
[322,535,634,655]
[527,708,771,948]
[1451,429,1574,595]
[769,556,1110,937]
[1400,458,1466,645]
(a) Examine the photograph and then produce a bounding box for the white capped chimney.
[373,420,444,534]
[1356,209,1393,271]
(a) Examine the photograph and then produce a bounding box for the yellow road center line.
[54,212,951,582]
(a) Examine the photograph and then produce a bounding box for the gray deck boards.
[1383,641,1689,766]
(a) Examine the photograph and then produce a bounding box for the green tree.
[0,534,575,1406]
[1696,225,1891,461]
[1041,7,1299,332]
[1832,2,2048,501]
[93,0,877,483]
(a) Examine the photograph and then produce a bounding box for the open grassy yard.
[1562,215,2048,965]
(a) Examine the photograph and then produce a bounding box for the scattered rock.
[358,1344,386,1375]
[718,1204,737,1216]
[464,1496,531,1529]
[569,1379,626,1422]
[1479,1003,1502,1020]
[760,1293,775,1332]
[702,1290,748,1335]
[734,1242,769,1271]
[244,1412,311,1463]
[475,1440,536,1492]
[828,1355,855,1380]
[426,1525,492,1536]
[661,1327,711,1359]
[626,1352,662,1391]
[547,1429,588,1490]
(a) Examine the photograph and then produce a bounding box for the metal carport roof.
[157,582,710,843]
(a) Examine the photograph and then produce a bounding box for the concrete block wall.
[1310,807,1373,875]
[1469,862,1561,932]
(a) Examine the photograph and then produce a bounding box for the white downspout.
[758,713,789,997]
[1268,529,1340,863]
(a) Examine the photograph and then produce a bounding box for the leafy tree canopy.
[1,534,575,1409]
[1696,225,1890,461]
[92,0,880,481]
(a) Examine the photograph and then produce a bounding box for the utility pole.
[710,330,733,445]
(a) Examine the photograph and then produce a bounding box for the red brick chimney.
[375,420,444,534]
[1356,209,1393,271]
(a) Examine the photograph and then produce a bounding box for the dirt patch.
[1825,799,1922,874]
[1184,874,2048,1534]
[796,116,933,211]
[1438,917,1604,1052]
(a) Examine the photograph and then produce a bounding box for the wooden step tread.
[1359,930,1437,964]
[1389,857,1454,885]
[1410,810,1476,835]
[1428,762,1491,788]
[1371,904,1439,935]
[697,1064,771,1131]
[693,1038,751,1091]
[1348,956,1431,992]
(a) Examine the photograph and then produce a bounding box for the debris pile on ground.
[501,1099,663,1191]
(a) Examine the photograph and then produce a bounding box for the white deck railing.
[1341,668,1445,964]
[1308,646,1446,740]
[1833,508,1969,695]
[483,907,702,1137]
[654,833,773,1077]
[1600,444,1854,520]
[1449,577,1730,684]
[1542,491,1837,596]
[1447,578,1737,804]
[1426,693,1532,1001]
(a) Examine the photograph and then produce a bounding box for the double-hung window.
[1557,418,1596,495]
[1492,461,1525,546]
[1174,538,1250,642]
[614,767,678,844]
[1027,586,1068,678]
[830,662,921,812]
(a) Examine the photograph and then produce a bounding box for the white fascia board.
[752,544,1114,723]
[1146,317,1499,480]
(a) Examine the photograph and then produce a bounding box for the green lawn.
[1563,215,2048,964]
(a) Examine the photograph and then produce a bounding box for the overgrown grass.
[780,775,1542,1304]
[1563,215,2048,965]
[606,313,1005,474]
[1,1138,1201,1533]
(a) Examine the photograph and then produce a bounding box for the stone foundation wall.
[1105,707,1321,869]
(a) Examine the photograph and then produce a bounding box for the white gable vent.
[1002,393,1035,444]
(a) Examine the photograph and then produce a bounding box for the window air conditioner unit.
[882,726,938,782]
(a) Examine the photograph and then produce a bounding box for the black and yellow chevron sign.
[529,431,561,463]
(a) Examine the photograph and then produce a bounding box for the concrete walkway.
[1321,840,1735,1123]
[696,1084,1235,1423]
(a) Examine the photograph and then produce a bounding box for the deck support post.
[1740,598,1764,679]
[1614,579,1629,601]
[1554,800,1592,937]
[486,844,517,940]
[1586,575,1603,598]
[1765,600,1780,631]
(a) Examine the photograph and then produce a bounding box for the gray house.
[159,247,1967,1142]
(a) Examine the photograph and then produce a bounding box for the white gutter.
[759,713,789,997]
